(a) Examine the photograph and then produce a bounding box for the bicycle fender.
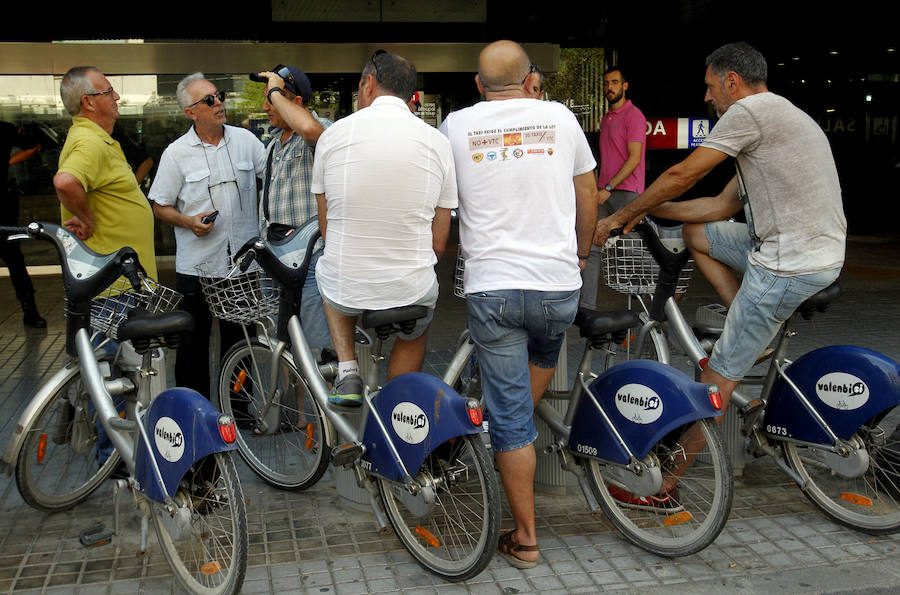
[568,360,722,465]
[0,361,81,476]
[361,372,481,483]
[763,345,900,444]
[135,388,237,503]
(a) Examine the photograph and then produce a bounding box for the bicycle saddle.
[361,305,428,340]
[115,308,195,348]
[574,308,639,346]
[795,280,842,320]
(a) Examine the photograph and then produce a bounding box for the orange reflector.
[621,332,635,348]
[37,433,47,464]
[415,526,440,547]
[200,561,221,575]
[842,492,873,506]
[233,369,247,392]
[305,423,315,451]
[664,511,693,526]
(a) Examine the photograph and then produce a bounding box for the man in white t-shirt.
[594,42,845,504]
[300,50,457,406]
[440,40,599,569]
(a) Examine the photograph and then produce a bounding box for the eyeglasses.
[188,90,226,108]
[369,49,387,77]
[521,63,536,85]
[85,86,115,97]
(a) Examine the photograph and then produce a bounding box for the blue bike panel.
[568,360,722,465]
[361,372,481,483]
[135,388,238,503]
[763,345,900,444]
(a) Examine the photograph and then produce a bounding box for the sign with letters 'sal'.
[645,118,712,149]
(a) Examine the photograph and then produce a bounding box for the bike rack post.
[534,340,575,494]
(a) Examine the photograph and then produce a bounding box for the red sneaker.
[608,485,684,513]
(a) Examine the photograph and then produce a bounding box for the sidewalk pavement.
[2,235,900,594]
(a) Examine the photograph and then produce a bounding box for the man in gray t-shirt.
[593,42,845,485]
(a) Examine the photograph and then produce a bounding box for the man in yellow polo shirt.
[53,66,157,279]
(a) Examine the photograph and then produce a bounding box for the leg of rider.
[322,301,357,368]
[495,445,540,563]
[386,330,428,380]
[684,222,739,308]
[530,363,557,407]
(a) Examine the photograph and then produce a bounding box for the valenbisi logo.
[154,417,185,462]
[391,402,430,444]
[614,384,663,424]
[816,372,869,410]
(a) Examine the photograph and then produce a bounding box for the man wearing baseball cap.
[254,65,333,353]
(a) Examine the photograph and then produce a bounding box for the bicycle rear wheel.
[16,366,119,511]
[378,434,500,582]
[783,418,900,534]
[626,318,668,364]
[218,339,330,490]
[151,452,248,595]
[583,418,732,556]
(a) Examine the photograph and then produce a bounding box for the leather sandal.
[497,529,539,569]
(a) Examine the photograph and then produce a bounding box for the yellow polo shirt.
[58,117,157,279]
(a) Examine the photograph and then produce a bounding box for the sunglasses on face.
[85,86,115,97]
[188,90,226,108]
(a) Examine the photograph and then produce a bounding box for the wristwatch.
[267,87,286,102]
[604,184,613,192]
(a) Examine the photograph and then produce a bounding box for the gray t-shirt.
[702,92,846,275]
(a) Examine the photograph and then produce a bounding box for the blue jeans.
[300,250,332,351]
[705,221,841,380]
[466,289,579,452]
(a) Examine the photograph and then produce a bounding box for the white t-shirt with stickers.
[440,98,596,294]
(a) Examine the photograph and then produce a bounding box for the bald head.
[478,40,533,92]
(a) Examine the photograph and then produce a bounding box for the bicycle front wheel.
[16,365,119,511]
[218,339,330,490]
[151,452,248,595]
[584,418,733,556]
[783,418,900,533]
[378,434,500,582]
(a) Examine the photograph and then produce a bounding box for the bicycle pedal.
[739,399,764,418]
[331,443,364,467]
[79,523,113,548]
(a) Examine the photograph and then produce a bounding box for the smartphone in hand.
[201,210,219,224]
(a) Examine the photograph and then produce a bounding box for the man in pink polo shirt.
[582,66,647,308]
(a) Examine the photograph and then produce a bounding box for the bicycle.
[444,254,734,557]
[214,217,501,582]
[605,221,900,534]
[0,222,249,595]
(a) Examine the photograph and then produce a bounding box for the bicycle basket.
[453,253,466,299]
[197,263,279,325]
[90,277,183,339]
[601,236,693,295]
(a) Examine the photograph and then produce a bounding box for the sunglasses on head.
[369,49,387,76]
[188,90,226,108]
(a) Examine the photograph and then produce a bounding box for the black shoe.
[21,296,46,329]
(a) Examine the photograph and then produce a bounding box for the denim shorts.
[321,279,438,341]
[705,221,841,380]
[466,288,579,452]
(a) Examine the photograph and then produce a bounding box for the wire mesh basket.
[453,253,466,299]
[197,264,279,325]
[601,236,693,295]
[90,277,183,339]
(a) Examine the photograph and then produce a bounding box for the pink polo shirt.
[598,100,647,193]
